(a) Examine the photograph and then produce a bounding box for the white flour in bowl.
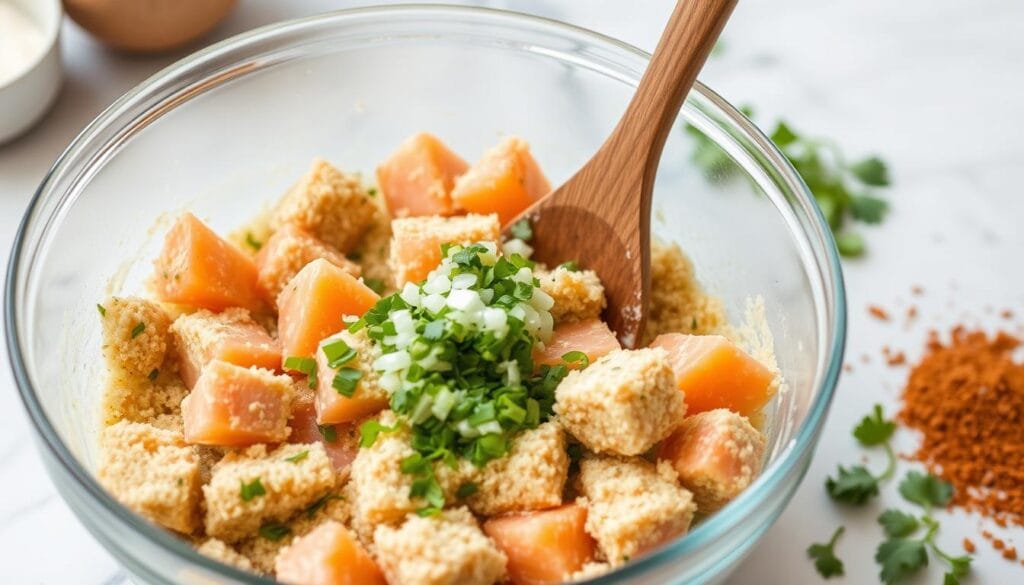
[0,2,46,87]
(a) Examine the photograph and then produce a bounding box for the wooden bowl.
[63,0,237,53]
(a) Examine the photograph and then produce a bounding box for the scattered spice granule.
[861,354,871,364]
[963,538,976,554]
[982,530,994,541]
[996,517,1008,529]
[911,285,924,296]
[1003,309,1015,320]
[843,363,853,373]
[1004,547,1019,561]
[994,538,1006,551]
[906,305,918,320]
[882,347,906,366]
[868,305,890,321]
[899,328,1024,528]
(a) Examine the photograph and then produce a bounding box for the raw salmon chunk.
[315,331,389,424]
[483,504,596,585]
[277,259,380,360]
[182,360,293,446]
[534,318,620,368]
[377,132,468,218]
[275,521,387,585]
[451,136,550,226]
[287,389,361,476]
[658,409,766,512]
[256,224,361,305]
[170,308,280,389]
[649,333,775,417]
[153,212,264,312]
[388,214,500,286]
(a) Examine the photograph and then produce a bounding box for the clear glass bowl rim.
[4,4,847,584]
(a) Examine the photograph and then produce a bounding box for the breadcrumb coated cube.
[237,492,350,574]
[576,456,695,566]
[348,412,424,538]
[569,561,612,582]
[196,538,256,573]
[642,241,726,345]
[100,296,172,379]
[271,158,377,253]
[554,349,685,456]
[374,507,507,585]
[98,421,201,534]
[659,409,765,513]
[256,223,361,304]
[463,421,569,516]
[389,213,500,286]
[202,442,335,542]
[170,308,280,389]
[537,266,606,324]
[102,375,188,427]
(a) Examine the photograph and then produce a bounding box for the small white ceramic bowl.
[0,0,62,144]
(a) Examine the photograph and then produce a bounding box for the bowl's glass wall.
[8,8,842,585]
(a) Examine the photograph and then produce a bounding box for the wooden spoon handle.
[595,0,736,178]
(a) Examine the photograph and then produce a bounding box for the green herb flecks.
[807,526,845,578]
[285,450,309,464]
[130,322,145,339]
[562,351,589,369]
[245,232,263,251]
[147,368,159,381]
[509,218,533,242]
[317,424,337,443]
[284,356,318,389]
[258,522,290,541]
[332,368,364,397]
[240,478,266,502]
[558,260,580,272]
[97,304,106,317]
[365,278,386,294]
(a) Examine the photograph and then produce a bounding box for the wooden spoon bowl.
[506,0,736,347]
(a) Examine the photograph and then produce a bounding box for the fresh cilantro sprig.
[825,404,897,504]
[807,526,845,578]
[686,111,891,257]
[874,473,970,585]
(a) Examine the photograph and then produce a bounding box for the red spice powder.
[868,305,890,321]
[898,328,1024,527]
[963,538,976,554]
[1005,547,1019,561]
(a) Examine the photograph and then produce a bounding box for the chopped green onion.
[321,339,357,368]
[284,356,318,389]
[332,367,363,397]
[305,493,342,518]
[245,232,263,251]
[130,322,145,339]
[558,260,581,272]
[239,478,265,502]
[285,450,309,464]
[562,351,590,369]
[359,419,400,448]
[456,482,479,499]
[96,304,106,317]
[365,278,386,294]
[258,522,290,541]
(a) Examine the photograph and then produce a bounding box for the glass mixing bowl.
[5,6,845,585]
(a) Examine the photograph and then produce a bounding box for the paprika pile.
[899,327,1024,527]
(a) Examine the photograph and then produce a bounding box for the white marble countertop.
[2,1,1023,583]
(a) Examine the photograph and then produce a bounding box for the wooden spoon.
[506,0,736,348]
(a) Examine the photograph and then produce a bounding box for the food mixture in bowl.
[94,132,779,585]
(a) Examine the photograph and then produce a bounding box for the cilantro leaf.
[853,404,896,446]
[944,573,960,585]
[849,156,891,186]
[946,555,971,579]
[876,537,928,585]
[878,509,920,538]
[835,232,865,257]
[850,195,889,224]
[826,464,879,505]
[898,471,953,510]
[807,526,845,578]
[771,121,799,147]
